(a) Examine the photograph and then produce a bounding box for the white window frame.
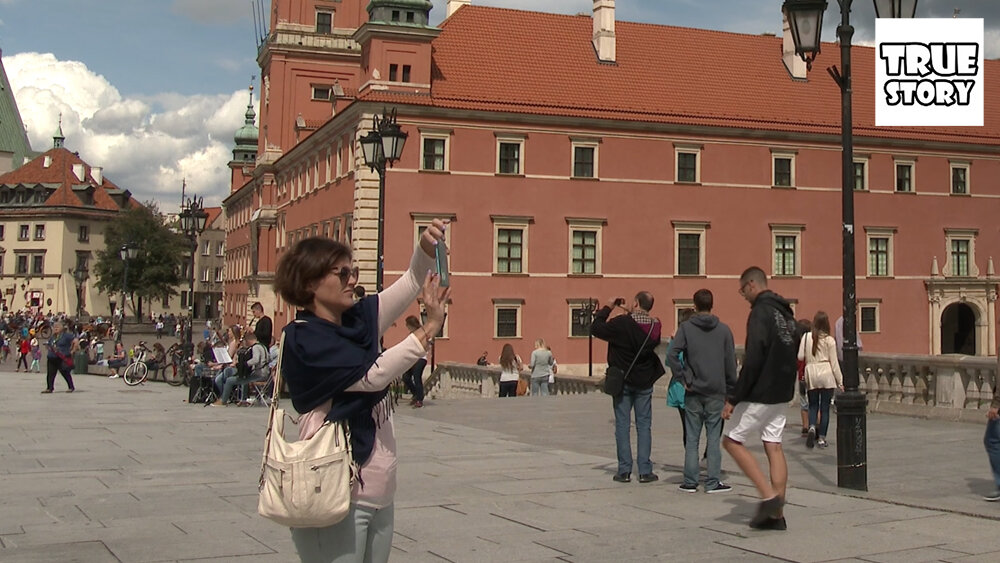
[864,227,896,278]
[672,221,709,276]
[570,138,600,179]
[202,240,211,256]
[674,144,702,184]
[311,85,332,101]
[201,267,210,283]
[496,134,526,175]
[336,140,343,178]
[950,160,971,195]
[33,224,45,241]
[944,228,978,277]
[215,267,224,283]
[315,10,333,33]
[492,215,530,274]
[893,158,916,193]
[493,299,523,339]
[419,129,451,172]
[853,155,870,191]
[771,150,796,188]
[567,298,597,338]
[770,224,804,277]
[859,299,881,334]
[673,299,695,334]
[412,213,456,249]
[567,218,604,276]
[216,241,225,256]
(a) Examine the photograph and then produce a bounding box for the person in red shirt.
[16,337,30,371]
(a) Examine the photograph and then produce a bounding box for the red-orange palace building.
[223,0,1000,372]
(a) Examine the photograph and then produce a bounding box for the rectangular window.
[573,146,595,178]
[499,142,521,175]
[406,11,415,23]
[402,65,411,83]
[162,295,170,308]
[16,254,27,274]
[677,233,701,276]
[202,240,210,256]
[895,163,913,192]
[853,161,867,191]
[0,225,4,240]
[422,138,445,171]
[180,291,188,309]
[389,64,398,82]
[216,242,224,256]
[571,230,597,274]
[677,152,697,183]
[312,86,331,101]
[31,254,43,275]
[35,224,47,240]
[951,239,970,276]
[391,10,400,21]
[774,157,792,187]
[868,237,889,277]
[774,235,797,276]
[496,308,519,338]
[75,253,88,271]
[570,306,591,337]
[215,267,223,283]
[952,165,968,194]
[78,225,89,242]
[496,228,523,273]
[17,224,27,240]
[860,305,879,333]
[316,11,332,33]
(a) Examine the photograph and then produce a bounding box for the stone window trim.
[567,298,597,338]
[495,134,526,176]
[770,223,805,278]
[570,137,602,179]
[859,299,882,334]
[336,140,344,178]
[950,160,971,196]
[416,298,451,339]
[567,217,606,277]
[492,215,532,275]
[893,157,917,193]
[672,220,710,277]
[770,149,797,188]
[864,226,897,278]
[311,84,333,101]
[492,298,524,339]
[33,224,45,241]
[672,298,695,334]
[944,228,978,278]
[419,130,451,172]
[412,213,457,249]
[674,143,703,184]
[315,10,333,34]
[853,155,870,191]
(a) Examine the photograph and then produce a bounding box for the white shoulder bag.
[258,331,354,528]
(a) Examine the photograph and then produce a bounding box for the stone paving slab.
[2,370,1000,562]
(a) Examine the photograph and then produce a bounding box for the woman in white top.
[528,338,554,396]
[797,311,844,449]
[498,343,522,397]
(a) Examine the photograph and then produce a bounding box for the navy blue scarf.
[281,298,390,467]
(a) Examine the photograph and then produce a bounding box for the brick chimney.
[782,12,807,79]
[592,0,616,63]
[446,0,470,18]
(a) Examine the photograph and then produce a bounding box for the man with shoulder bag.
[592,292,664,484]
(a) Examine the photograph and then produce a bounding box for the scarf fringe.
[347,392,395,490]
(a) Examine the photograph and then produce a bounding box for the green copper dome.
[233,88,258,151]
[367,0,434,27]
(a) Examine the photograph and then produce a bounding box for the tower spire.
[53,113,65,148]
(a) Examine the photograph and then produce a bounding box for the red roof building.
[224,0,1000,370]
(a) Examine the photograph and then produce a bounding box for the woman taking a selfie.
[274,218,450,563]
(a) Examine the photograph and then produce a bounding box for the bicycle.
[122,342,150,386]
[161,342,188,387]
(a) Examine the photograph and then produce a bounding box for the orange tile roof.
[204,206,223,229]
[359,6,1000,147]
[0,147,139,211]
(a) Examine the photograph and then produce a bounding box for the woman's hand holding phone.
[418,218,448,258]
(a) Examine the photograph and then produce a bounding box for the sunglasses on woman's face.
[333,266,360,284]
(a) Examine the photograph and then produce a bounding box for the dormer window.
[406,11,415,23]
[389,64,398,82]
[316,11,332,34]
[312,86,332,101]
[402,65,411,83]
[391,10,400,22]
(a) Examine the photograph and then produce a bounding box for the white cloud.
[6,52,254,211]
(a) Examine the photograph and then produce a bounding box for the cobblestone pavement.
[1,369,998,562]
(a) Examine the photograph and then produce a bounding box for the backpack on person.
[235,343,266,378]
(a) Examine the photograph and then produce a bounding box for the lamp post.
[179,195,209,368]
[577,299,597,378]
[784,0,917,491]
[118,244,138,342]
[69,265,89,320]
[359,107,408,293]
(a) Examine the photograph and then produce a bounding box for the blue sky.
[0,0,997,209]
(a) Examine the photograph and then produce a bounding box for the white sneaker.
[108,374,120,379]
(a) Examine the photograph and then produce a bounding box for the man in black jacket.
[592,291,664,484]
[251,302,273,348]
[723,267,797,530]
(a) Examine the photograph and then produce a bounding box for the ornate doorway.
[941,302,977,355]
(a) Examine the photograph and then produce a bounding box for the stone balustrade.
[425,363,603,399]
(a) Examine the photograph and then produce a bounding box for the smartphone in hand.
[435,240,450,287]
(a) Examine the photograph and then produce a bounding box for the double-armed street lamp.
[118,243,138,342]
[179,196,209,367]
[69,264,89,320]
[359,108,408,293]
[577,299,598,378]
[783,0,918,491]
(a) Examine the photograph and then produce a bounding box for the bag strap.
[624,318,656,380]
[259,331,285,491]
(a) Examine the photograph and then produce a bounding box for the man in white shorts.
[723,267,799,530]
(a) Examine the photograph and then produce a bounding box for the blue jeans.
[214,366,237,400]
[985,419,1000,489]
[808,388,835,438]
[291,503,394,563]
[683,393,724,488]
[612,385,653,475]
[531,377,549,396]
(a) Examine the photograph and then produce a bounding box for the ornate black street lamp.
[359,107,408,293]
[118,243,138,342]
[784,0,917,491]
[69,264,89,320]
[179,196,209,367]
[577,299,598,378]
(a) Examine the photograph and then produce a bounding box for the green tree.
[93,203,188,320]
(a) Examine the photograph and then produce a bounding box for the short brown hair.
[274,237,352,308]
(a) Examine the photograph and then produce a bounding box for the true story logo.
[875,19,984,127]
